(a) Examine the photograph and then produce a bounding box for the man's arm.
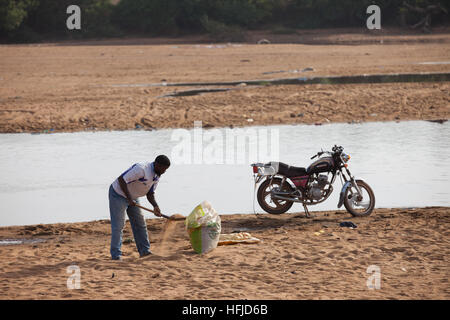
[146,192,161,216]
[118,176,135,206]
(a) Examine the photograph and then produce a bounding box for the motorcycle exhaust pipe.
[271,190,292,196]
[271,194,302,202]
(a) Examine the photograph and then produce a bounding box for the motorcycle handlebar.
[311,151,324,159]
[311,147,343,160]
[311,146,344,159]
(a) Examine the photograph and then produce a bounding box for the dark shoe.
[140,251,152,258]
[339,221,357,228]
[112,256,122,261]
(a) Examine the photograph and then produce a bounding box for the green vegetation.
[0,0,448,43]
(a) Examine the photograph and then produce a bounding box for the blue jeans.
[109,185,151,259]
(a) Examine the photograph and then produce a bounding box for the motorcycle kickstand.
[302,203,311,218]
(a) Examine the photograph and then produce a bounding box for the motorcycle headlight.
[342,153,351,163]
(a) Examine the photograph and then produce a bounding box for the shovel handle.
[134,204,171,219]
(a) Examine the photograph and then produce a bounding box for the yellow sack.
[185,201,221,254]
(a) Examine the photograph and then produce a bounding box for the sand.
[0,207,448,300]
[0,29,449,133]
[155,219,181,257]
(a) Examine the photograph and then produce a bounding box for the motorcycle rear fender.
[262,175,297,189]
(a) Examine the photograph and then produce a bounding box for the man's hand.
[153,206,162,217]
[147,192,161,216]
[128,198,135,207]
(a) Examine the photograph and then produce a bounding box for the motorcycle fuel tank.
[306,156,335,174]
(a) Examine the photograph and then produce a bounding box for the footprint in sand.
[282,253,293,259]
[405,256,422,262]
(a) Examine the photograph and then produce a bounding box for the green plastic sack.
[185,201,221,254]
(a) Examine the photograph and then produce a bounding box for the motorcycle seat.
[277,162,307,177]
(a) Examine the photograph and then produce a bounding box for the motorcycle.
[251,145,375,217]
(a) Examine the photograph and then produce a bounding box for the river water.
[0,120,448,227]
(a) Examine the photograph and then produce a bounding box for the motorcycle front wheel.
[257,177,294,214]
[343,180,375,217]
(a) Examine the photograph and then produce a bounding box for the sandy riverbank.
[1,30,449,133]
[0,206,448,300]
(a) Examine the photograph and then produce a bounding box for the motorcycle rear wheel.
[257,177,294,214]
[343,180,375,217]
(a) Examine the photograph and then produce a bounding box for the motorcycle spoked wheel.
[257,177,294,214]
[343,180,375,217]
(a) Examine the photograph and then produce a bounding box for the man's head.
[154,155,170,175]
